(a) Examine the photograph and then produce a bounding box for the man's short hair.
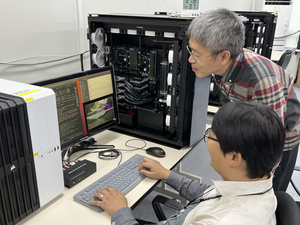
[211,101,285,179]
[187,8,245,59]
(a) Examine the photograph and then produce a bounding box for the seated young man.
[89,101,285,225]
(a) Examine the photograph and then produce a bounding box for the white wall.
[0,0,298,84]
[0,0,83,83]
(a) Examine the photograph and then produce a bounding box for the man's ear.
[219,50,231,65]
[228,152,242,167]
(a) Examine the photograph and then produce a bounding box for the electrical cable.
[113,139,147,166]
[0,50,90,66]
[164,1,179,12]
[124,80,156,105]
[5,55,71,63]
[164,1,180,17]
[274,29,300,39]
[124,93,155,105]
[68,150,103,164]
[65,138,148,166]
[125,138,147,149]
[98,149,121,160]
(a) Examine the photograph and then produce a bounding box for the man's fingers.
[89,200,102,206]
[106,186,117,192]
[138,158,154,171]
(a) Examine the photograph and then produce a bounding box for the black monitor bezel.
[32,65,120,150]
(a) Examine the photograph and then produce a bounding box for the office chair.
[291,165,300,202]
[277,49,299,83]
[275,191,300,225]
[152,195,185,221]
[277,50,293,69]
[152,191,300,223]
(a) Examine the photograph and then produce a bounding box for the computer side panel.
[25,89,64,207]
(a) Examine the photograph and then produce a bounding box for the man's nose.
[188,55,196,64]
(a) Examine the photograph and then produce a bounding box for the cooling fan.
[91,28,108,67]
[91,28,107,48]
[92,47,107,68]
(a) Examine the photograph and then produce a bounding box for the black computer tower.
[0,94,40,225]
[87,14,200,148]
[238,11,277,59]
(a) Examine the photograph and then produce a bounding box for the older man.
[186,8,300,192]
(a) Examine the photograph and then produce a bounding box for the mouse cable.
[113,138,148,166]
[100,138,148,166]
[124,138,147,150]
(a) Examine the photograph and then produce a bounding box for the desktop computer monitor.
[34,65,119,150]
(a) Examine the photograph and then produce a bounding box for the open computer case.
[87,12,277,148]
[88,14,203,148]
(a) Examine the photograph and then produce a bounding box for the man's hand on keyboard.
[138,157,171,180]
[89,187,128,216]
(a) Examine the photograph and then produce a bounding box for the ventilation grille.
[265,0,292,5]
[0,93,39,225]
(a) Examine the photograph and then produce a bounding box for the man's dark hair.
[212,101,285,179]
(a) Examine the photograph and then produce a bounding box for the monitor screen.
[33,65,119,149]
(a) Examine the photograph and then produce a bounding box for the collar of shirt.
[211,174,273,197]
[221,49,246,83]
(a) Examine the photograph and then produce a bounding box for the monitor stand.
[62,137,115,163]
[78,137,115,150]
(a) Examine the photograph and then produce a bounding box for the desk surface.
[17,130,194,225]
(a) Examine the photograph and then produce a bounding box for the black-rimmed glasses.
[204,128,219,143]
[186,45,212,63]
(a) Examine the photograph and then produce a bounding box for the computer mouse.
[146,147,166,158]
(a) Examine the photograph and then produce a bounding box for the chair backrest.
[275,191,300,225]
[277,50,293,70]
